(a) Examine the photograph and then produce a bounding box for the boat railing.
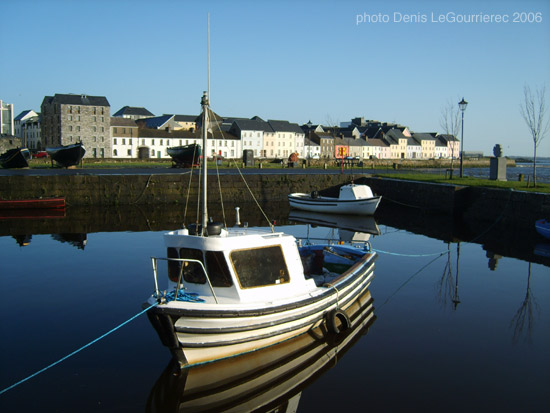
[151,257,219,304]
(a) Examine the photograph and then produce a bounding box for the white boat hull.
[288,193,381,215]
[147,248,376,367]
[147,289,376,412]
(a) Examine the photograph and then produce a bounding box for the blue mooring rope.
[373,247,449,257]
[0,303,158,396]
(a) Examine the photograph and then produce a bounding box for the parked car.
[32,151,48,158]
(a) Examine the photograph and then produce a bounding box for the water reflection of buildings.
[51,233,87,250]
[146,289,376,413]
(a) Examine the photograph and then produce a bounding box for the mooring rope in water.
[0,303,158,396]
[376,252,446,312]
[373,247,450,258]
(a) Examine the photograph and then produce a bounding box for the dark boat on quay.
[167,143,201,167]
[46,142,85,168]
[0,147,31,168]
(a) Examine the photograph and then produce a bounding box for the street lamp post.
[458,97,468,178]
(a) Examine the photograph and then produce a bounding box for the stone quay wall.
[0,173,547,227]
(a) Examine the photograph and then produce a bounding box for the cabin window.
[167,248,233,287]
[167,248,180,282]
[230,245,289,288]
[205,251,233,287]
[177,248,206,284]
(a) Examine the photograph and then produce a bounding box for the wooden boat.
[146,288,376,412]
[167,144,201,167]
[535,219,550,240]
[0,148,31,168]
[144,91,377,369]
[288,183,381,215]
[0,197,65,210]
[45,142,85,168]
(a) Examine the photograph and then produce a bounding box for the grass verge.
[375,173,550,193]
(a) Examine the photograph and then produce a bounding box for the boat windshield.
[230,245,290,288]
[167,247,233,287]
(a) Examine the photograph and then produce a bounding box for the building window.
[127,149,132,156]
[122,138,126,145]
[113,127,117,134]
[114,149,118,156]
[114,138,117,145]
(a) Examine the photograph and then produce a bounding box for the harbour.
[0,200,548,411]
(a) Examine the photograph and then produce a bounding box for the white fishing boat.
[146,288,376,412]
[288,183,381,215]
[144,90,377,369]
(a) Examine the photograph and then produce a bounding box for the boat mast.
[201,15,210,236]
[201,91,209,236]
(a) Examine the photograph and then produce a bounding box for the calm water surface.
[0,206,549,412]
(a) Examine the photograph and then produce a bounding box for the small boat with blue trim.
[288,183,381,215]
[144,92,377,369]
[535,219,550,240]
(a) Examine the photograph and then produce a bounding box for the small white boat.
[144,92,377,369]
[147,288,376,412]
[288,183,381,215]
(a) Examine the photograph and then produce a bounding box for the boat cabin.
[161,228,318,304]
[339,184,375,200]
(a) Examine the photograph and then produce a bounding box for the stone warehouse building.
[41,94,111,158]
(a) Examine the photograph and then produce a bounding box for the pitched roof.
[268,120,304,134]
[14,110,35,121]
[110,117,138,127]
[113,106,154,117]
[384,128,407,144]
[43,94,110,107]
[365,138,389,147]
[173,114,197,122]
[231,118,273,133]
[139,114,174,129]
[412,133,437,141]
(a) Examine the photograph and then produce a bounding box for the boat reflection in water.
[289,210,380,244]
[51,233,87,250]
[146,288,375,413]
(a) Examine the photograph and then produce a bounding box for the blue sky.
[1,0,549,156]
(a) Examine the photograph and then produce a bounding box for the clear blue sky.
[2,0,549,157]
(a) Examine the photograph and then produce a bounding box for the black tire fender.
[326,308,350,334]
